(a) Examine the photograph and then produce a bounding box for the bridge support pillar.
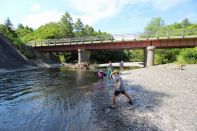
[78,49,90,63]
[146,46,155,67]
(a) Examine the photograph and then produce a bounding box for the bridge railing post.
[157,31,159,39]
[111,35,113,42]
[122,35,124,42]
[47,40,49,46]
[134,34,136,40]
[69,38,71,45]
[100,36,103,43]
[181,28,185,38]
[167,29,170,39]
[91,37,93,43]
[54,39,56,45]
[82,37,84,44]
[34,41,36,47]
[62,39,64,45]
[146,33,149,40]
[75,38,78,44]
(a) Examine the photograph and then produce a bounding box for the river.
[0,68,98,131]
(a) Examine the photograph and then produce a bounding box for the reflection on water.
[0,68,97,131]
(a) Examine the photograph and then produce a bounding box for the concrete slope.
[0,33,31,69]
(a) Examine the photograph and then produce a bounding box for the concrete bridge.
[29,33,197,67]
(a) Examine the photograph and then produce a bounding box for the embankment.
[0,33,32,70]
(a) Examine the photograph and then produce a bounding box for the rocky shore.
[90,64,197,131]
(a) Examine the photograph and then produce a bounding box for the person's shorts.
[114,90,125,96]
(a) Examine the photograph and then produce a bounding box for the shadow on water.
[90,80,170,131]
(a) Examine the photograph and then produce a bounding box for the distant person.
[95,70,106,90]
[95,70,106,82]
[119,60,124,74]
[107,61,113,80]
[110,70,132,108]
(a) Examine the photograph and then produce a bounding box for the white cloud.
[68,0,183,25]
[153,0,183,11]
[20,0,184,29]
[22,10,62,29]
[69,0,134,25]
[31,3,41,12]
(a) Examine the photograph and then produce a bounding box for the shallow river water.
[0,68,98,131]
[0,67,167,131]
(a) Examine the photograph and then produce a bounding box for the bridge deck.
[29,35,197,47]
[32,37,197,52]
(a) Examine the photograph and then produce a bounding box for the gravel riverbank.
[91,64,197,131]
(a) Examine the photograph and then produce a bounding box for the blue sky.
[0,0,197,34]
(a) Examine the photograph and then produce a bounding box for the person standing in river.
[107,61,113,80]
[95,70,106,90]
[110,70,132,108]
[96,70,106,82]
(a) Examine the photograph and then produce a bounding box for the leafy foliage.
[16,24,34,42]
[177,48,197,64]
[59,54,66,63]
[124,50,144,62]
[154,49,181,64]
[91,50,129,63]
[34,22,62,40]
[145,17,165,36]
[74,18,84,37]
[60,12,74,38]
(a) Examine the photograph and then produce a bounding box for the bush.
[154,54,162,64]
[91,50,129,63]
[177,48,197,64]
[155,49,181,64]
[126,50,144,62]
[59,54,65,63]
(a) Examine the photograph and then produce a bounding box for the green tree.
[181,18,191,28]
[34,22,62,40]
[16,24,34,42]
[74,18,84,37]
[171,22,182,28]
[4,18,14,31]
[83,25,94,36]
[145,17,165,36]
[60,12,74,37]
[0,18,19,44]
